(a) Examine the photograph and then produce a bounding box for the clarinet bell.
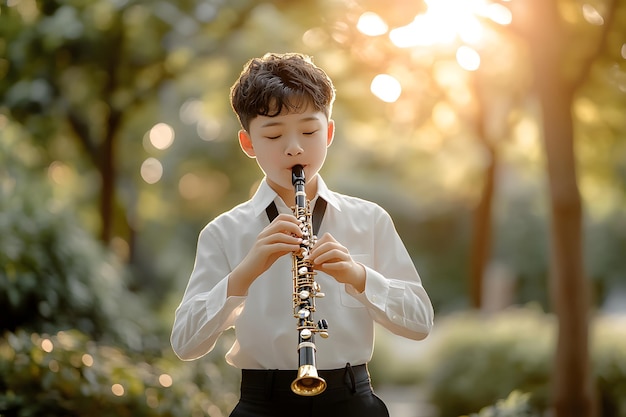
[291,364,327,396]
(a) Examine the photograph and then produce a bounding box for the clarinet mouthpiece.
[292,165,305,186]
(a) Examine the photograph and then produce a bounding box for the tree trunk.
[538,72,594,417]
[99,132,115,244]
[528,1,595,415]
[469,140,496,309]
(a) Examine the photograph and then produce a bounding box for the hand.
[228,214,302,296]
[308,233,366,293]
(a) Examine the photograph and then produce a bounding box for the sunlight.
[456,46,481,71]
[390,14,456,47]
[370,74,402,103]
[482,3,513,25]
[357,12,388,36]
[457,15,484,44]
[389,0,510,48]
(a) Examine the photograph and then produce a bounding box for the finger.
[310,240,347,258]
[265,220,303,238]
[313,232,336,246]
[272,213,300,223]
[252,239,302,271]
[258,232,302,248]
[316,261,351,271]
[311,248,349,266]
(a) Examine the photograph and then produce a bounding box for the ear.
[238,130,256,158]
[326,119,335,147]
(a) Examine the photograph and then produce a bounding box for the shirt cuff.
[345,265,391,311]
[209,276,246,321]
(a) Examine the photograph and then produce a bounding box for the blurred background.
[1,0,625,416]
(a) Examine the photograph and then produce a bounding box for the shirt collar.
[315,175,341,212]
[251,175,341,218]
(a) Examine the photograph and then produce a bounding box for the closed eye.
[265,135,281,140]
[303,130,319,136]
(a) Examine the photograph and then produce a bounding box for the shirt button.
[371,295,378,302]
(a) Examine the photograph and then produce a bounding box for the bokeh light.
[159,373,173,387]
[149,123,175,150]
[179,172,204,200]
[370,74,402,103]
[456,46,481,71]
[582,3,604,25]
[356,12,388,36]
[141,158,163,184]
[180,99,203,124]
[47,161,71,185]
[41,338,54,353]
[197,118,222,142]
[111,383,125,396]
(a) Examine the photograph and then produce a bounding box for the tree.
[510,0,621,415]
[0,0,263,245]
[317,0,625,415]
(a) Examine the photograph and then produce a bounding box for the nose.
[285,135,303,156]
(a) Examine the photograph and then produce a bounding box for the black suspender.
[265,200,279,225]
[265,198,327,236]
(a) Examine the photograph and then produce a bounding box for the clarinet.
[290,164,329,396]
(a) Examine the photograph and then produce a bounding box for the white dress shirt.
[171,175,434,370]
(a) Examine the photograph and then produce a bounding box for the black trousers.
[229,363,389,417]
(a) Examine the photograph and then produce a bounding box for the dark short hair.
[230,52,336,131]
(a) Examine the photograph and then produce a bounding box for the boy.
[171,52,434,417]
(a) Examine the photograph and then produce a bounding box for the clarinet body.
[290,164,329,396]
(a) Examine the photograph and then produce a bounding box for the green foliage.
[1,183,106,336]
[0,134,160,351]
[465,391,537,417]
[593,315,626,417]
[0,329,238,417]
[416,307,626,417]
[423,308,552,416]
[0,133,239,416]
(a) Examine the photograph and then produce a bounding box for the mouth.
[291,164,306,183]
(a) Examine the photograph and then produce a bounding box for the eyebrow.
[259,116,322,128]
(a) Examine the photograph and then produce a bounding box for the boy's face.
[238,103,335,201]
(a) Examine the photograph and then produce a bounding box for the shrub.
[465,391,538,417]
[0,168,161,352]
[417,307,626,417]
[0,329,238,417]
[593,315,626,417]
[421,307,552,416]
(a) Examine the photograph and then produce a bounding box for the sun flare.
[359,0,511,50]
